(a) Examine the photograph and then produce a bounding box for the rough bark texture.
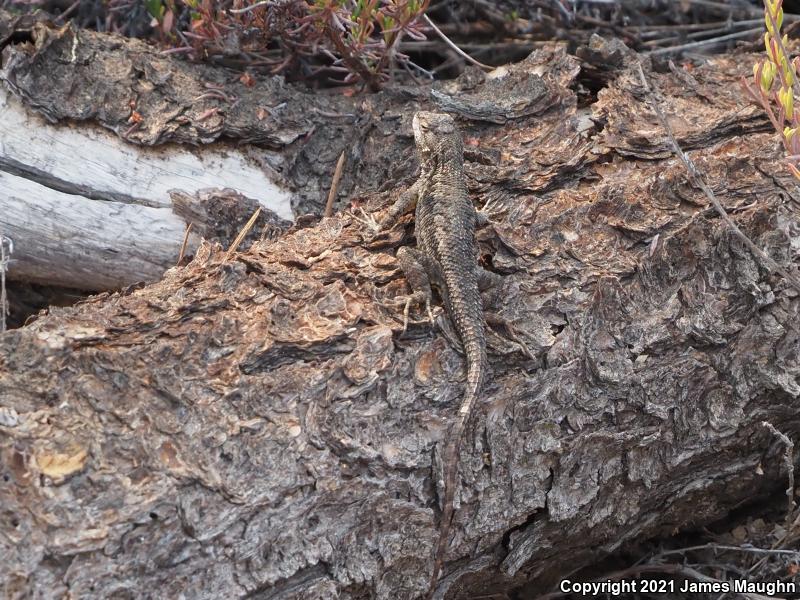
[1,15,800,600]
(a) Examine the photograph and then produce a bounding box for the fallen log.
[0,86,293,290]
[1,19,800,600]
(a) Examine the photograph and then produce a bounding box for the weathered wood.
[1,16,800,600]
[1,173,291,291]
[1,170,194,289]
[0,11,383,216]
[0,84,294,290]
[0,88,293,216]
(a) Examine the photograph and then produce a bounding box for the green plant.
[309,0,430,90]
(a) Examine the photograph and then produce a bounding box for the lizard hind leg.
[476,269,534,359]
[395,246,437,331]
[477,267,503,291]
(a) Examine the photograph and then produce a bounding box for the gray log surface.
[1,14,799,600]
[0,82,292,289]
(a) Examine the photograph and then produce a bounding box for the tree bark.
[0,79,293,289]
[1,16,800,600]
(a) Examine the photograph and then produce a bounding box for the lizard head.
[412,111,459,158]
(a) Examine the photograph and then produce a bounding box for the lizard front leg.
[377,178,423,232]
[355,179,423,237]
[475,197,505,228]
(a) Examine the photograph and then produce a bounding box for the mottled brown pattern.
[1,14,800,600]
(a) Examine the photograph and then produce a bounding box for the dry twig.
[533,562,776,600]
[225,207,262,261]
[635,61,800,294]
[324,151,347,218]
[0,235,12,333]
[761,421,797,521]
[646,28,762,56]
[177,223,193,265]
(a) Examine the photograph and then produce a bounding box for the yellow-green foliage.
[748,0,800,179]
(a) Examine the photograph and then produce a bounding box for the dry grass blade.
[228,0,274,14]
[421,14,492,71]
[225,207,262,262]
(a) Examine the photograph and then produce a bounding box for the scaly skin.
[376,111,488,599]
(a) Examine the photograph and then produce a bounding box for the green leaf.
[145,0,165,20]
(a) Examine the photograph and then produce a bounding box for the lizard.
[370,111,501,598]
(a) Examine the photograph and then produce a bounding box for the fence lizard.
[372,111,500,598]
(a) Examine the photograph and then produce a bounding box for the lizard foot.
[486,312,535,359]
[476,197,507,227]
[383,291,434,334]
[352,207,382,238]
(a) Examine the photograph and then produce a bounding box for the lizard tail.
[427,342,486,599]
